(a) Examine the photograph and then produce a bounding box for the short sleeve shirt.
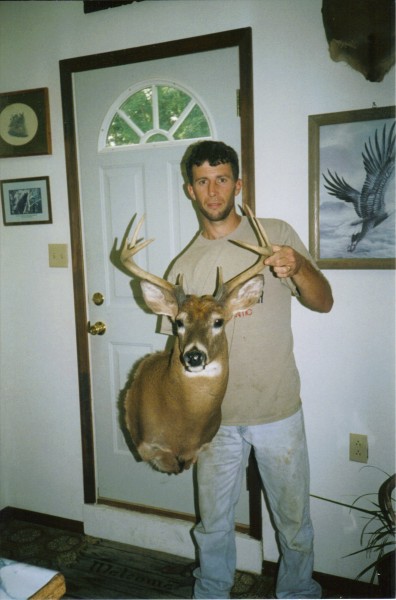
[161,216,317,425]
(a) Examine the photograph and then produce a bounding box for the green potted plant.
[313,471,395,597]
[346,472,395,597]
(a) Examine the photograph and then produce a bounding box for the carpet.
[0,517,381,599]
[0,518,274,599]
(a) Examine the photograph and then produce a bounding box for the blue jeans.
[193,409,321,599]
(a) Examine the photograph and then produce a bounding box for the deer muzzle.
[183,347,207,372]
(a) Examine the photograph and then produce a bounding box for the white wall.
[0,0,394,582]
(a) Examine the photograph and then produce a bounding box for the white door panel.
[74,47,250,522]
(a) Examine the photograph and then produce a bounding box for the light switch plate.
[49,244,68,268]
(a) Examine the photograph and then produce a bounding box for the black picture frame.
[0,88,52,158]
[1,176,52,225]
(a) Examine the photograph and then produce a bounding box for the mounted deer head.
[120,210,270,473]
[322,0,395,82]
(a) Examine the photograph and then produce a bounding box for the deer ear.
[224,275,264,318]
[140,281,179,318]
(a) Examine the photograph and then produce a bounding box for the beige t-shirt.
[161,216,317,426]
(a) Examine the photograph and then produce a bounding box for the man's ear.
[235,178,242,197]
[187,184,196,201]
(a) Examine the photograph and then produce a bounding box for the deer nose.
[184,348,207,371]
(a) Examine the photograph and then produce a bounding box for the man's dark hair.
[184,141,239,184]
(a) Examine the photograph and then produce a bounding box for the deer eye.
[175,319,184,330]
[213,318,224,329]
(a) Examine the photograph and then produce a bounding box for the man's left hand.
[264,244,303,278]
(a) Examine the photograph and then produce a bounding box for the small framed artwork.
[1,176,52,225]
[0,88,51,158]
[309,106,395,269]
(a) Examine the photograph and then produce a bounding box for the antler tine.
[121,215,175,291]
[228,205,273,259]
[121,215,154,263]
[243,204,272,251]
[224,204,298,296]
[218,205,272,296]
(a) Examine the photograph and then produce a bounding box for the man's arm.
[264,244,334,313]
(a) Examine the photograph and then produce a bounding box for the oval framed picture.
[0,88,51,158]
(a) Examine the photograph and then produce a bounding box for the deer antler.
[121,215,175,292]
[123,210,295,301]
[233,204,273,258]
[215,204,271,297]
[219,204,297,296]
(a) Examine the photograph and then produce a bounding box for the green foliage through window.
[106,84,211,147]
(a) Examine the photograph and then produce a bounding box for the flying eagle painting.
[321,120,395,256]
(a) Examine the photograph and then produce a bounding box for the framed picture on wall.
[0,88,52,158]
[1,176,52,225]
[309,106,395,269]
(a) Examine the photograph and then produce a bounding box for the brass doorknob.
[88,321,106,336]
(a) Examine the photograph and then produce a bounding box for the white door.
[74,48,250,523]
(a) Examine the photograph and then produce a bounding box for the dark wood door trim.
[59,27,260,538]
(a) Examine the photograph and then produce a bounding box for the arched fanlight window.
[100,82,213,149]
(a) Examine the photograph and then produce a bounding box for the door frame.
[59,27,261,538]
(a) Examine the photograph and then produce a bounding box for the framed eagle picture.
[309,106,395,269]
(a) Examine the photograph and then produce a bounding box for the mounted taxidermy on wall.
[83,0,143,13]
[322,0,395,82]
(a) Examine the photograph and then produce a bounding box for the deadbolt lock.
[92,292,104,306]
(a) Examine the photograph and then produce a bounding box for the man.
[164,140,333,599]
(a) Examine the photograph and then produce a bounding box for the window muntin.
[104,83,212,148]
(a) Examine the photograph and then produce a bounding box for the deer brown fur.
[121,213,269,474]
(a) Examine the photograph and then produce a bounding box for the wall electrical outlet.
[49,244,68,268]
[349,433,368,463]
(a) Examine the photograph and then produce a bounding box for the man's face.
[187,161,242,222]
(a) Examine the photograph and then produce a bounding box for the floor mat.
[0,519,274,598]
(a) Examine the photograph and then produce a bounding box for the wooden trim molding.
[97,497,251,535]
[0,507,84,534]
